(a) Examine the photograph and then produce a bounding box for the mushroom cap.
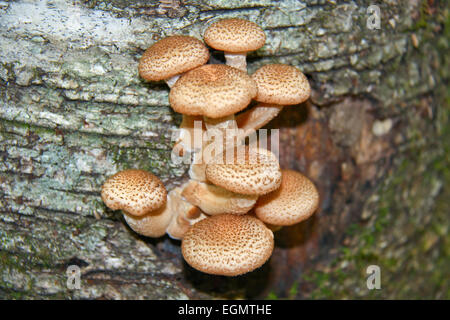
[182,214,274,276]
[255,169,319,226]
[138,35,209,81]
[204,18,266,53]
[169,64,257,118]
[101,169,167,216]
[251,64,311,105]
[123,202,173,238]
[205,146,282,195]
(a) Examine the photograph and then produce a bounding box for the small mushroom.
[205,146,282,195]
[101,169,167,217]
[166,186,207,240]
[204,18,266,72]
[181,180,258,215]
[138,35,209,87]
[251,64,311,106]
[255,169,319,226]
[182,214,274,276]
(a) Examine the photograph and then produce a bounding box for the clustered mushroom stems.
[101,18,318,276]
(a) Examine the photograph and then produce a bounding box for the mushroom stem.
[165,74,182,88]
[224,52,247,72]
[236,103,284,138]
[182,180,258,215]
[165,187,206,240]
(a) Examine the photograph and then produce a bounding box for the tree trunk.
[0,0,448,299]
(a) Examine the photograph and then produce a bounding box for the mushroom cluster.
[101,18,319,276]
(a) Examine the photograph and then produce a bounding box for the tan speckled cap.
[252,64,311,105]
[204,18,266,53]
[169,64,257,118]
[181,214,274,276]
[138,35,209,81]
[255,169,319,225]
[205,146,281,195]
[101,169,167,217]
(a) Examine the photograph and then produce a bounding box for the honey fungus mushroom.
[182,214,274,276]
[255,169,319,226]
[235,64,312,139]
[204,18,266,72]
[101,169,171,237]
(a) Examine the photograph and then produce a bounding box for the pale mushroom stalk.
[236,103,284,139]
[182,180,258,215]
[165,187,207,240]
[223,52,248,72]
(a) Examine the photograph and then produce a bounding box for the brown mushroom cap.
[205,146,281,195]
[182,214,274,276]
[204,18,266,53]
[138,35,209,81]
[252,64,311,105]
[123,202,173,238]
[169,64,257,118]
[255,169,319,226]
[101,169,167,216]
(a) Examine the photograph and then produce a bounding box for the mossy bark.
[0,0,448,299]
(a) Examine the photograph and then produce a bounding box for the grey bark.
[0,0,448,299]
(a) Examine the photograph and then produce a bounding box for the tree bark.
[0,0,448,299]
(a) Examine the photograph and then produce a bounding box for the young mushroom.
[235,64,311,140]
[181,180,258,215]
[204,18,266,72]
[205,146,282,196]
[101,169,172,237]
[255,169,319,226]
[182,214,274,276]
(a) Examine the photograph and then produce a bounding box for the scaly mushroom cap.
[169,64,257,118]
[182,214,274,276]
[138,35,209,81]
[205,146,281,195]
[204,18,266,53]
[255,169,319,226]
[252,64,311,105]
[123,202,173,238]
[101,169,167,216]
